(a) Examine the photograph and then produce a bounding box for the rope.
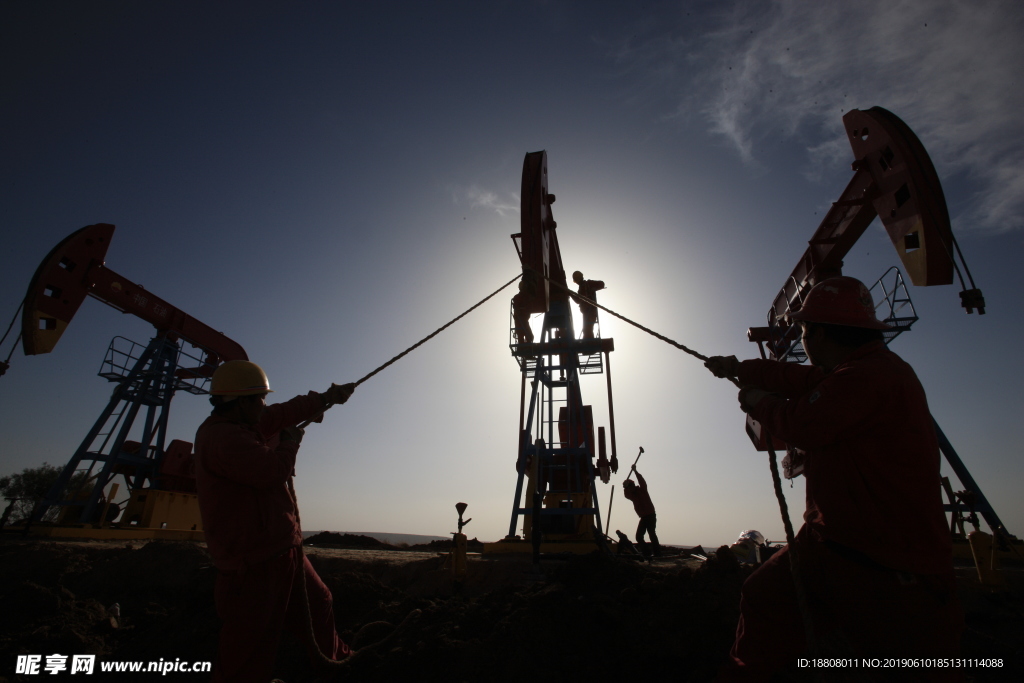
[287,477,421,676]
[766,444,816,648]
[1,300,24,375]
[0,299,23,349]
[298,273,522,428]
[543,274,711,362]
[353,272,522,387]
[3,334,21,365]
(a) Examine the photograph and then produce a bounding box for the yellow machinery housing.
[120,488,203,532]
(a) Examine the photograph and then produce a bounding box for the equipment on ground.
[742,107,1012,549]
[484,151,618,558]
[449,502,471,591]
[605,485,615,537]
[614,530,647,562]
[11,223,246,538]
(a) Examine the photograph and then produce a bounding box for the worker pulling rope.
[298,272,522,428]
[193,273,522,678]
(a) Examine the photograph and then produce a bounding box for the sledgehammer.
[625,446,644,481]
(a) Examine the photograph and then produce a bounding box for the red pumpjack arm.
[21,223,247,370]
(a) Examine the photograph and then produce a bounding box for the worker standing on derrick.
[623,465,660,559]
[705,277,962,681]
[511,280,535,344]
[194,360,356,683]
[571,270,605,339]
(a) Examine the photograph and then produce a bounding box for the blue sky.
[2,0,1022,547]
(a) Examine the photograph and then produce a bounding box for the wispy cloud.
[621,0,1024,232]
[452,184,519,217]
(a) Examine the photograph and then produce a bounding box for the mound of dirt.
[405,537,485,553]
[0,540,219,675]
[303,532,399,550]
[303,532,486,554]
[0,540,748,681]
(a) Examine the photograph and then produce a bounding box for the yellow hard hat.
[210,360,273,398]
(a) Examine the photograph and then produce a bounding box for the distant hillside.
[302,530,448,546]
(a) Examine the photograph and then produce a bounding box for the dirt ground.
[0,534,1021,682]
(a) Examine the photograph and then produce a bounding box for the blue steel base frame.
[934,419,1013,539]
[32,334,208,525]
[505,297,615,548]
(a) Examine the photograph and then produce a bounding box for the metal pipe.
[934,418,1011,537]
[604,351,618,470]
[605,485,615,537]
[518,367,527,435]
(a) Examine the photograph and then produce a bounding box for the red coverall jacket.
[623,472,656,517]
[739,341,951,575]
[572,279,605,316]
[195,392,326,571]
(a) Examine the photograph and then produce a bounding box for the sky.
[2,0,1022,548]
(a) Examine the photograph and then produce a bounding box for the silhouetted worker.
[511,281,534,344]
[622,465,660,558]
[705,276,962,681]
[571,270,605,339]
[194,360,356,683]
[614,529,644,559]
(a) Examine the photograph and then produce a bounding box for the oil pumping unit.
[11,223,246,538]
[484,151,619,557]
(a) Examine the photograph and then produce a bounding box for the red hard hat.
[788,276,889,330]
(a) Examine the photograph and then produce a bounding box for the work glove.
[737,386,770,413]
[705,355,740,379]
[323,382,356,406]
[280,425,305,444]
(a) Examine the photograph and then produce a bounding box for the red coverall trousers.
[213,547,348,682]
[719,527,963,682]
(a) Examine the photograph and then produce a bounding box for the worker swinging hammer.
[621,446,660,559]
[194,360,356,683]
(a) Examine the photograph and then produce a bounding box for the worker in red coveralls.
[622,465,660,559]
[511,280,535,344]
[195,360,356,683]
[705,276,962,682]
[571,270,605,339]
